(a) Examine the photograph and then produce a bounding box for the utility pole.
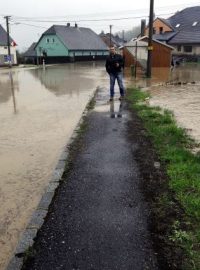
[109,25,112,47]
[4,15,12,67]
[146,0,154,77]
[122,30,125,46]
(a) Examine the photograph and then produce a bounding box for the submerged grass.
[127,87,200,269]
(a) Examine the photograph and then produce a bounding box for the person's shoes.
[119,96,124,101]
[109,97,114,102]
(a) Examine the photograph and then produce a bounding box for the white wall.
[172,44,200,55]
[0,46,17,64]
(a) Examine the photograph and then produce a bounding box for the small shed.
[123,36,174,69]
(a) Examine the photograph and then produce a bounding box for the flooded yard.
[128,63,200,144]
[0,62,108,269]
[149,64,200,144]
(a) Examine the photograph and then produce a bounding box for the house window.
[153,27,156,34]
[159,27,163,34]
[175,24,180,28]
[46,38,50,43]
[177,45,181,52]
[52,38,55,43]
[184,46,192,53]
[192,21,198,26]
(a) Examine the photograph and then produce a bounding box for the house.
[99,31,125,48]
[0,25,17,65]
[145,6,200,60]
[123,36,174,69]
[23,42,37,64]
[35,24,109,64]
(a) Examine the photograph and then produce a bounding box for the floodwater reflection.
[0,62,108,270]
[28,63,102,96]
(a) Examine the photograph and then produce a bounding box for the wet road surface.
[22,88,158,270]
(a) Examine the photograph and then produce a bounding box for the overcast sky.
[0,0,200,51]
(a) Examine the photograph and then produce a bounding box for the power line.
[10,12,175,24]
[7,1,200,20]
[11,22,48,29]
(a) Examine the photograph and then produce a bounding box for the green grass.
[127,87,200,269]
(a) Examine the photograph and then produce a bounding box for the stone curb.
[6,87,100,270]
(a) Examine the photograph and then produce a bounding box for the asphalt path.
[23,88,159,270]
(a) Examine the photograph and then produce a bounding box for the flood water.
[127,63,200,145]
[1,62,200,269]
[0,62,109,269]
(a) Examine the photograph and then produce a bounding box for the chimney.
[75,23,78,28]
[67,23,70,27]
[141,19,146,37]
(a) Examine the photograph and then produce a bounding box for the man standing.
[105,46,125,101]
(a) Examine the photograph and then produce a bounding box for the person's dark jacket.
[105,53,124,74]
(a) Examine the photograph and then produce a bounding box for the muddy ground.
[126,103,187,269]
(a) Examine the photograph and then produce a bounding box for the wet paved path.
[23,88,159,270]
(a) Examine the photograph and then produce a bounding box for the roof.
[42,25,108,50]
[168,6,200,32]
[23,42,37,57]
[153,32,177,42]
[0,24,14,46]
[166,6,200,44]
[99,33,125,47]
[168,30,200,44]
[124,36,174,50]
[139,36,174,50]
[125,39,148,47]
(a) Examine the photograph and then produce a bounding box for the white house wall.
[126,46,148,61]
[172,44,200,55]
[0,46,17,65]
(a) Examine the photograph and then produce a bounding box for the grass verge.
[127,87,200,270]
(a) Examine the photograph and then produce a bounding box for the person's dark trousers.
[109,72,125,98]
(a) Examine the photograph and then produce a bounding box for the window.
[153,27,156,34]
[177,45,181,52]
[192,21,198,26]
[52,38,55,43]
[46,38,49,43]
[184,46,192,53]
[159,27,163,34]
[4,46,7,49]
[175,24,180,28]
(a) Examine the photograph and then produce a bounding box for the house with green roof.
[35,24,109,63]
